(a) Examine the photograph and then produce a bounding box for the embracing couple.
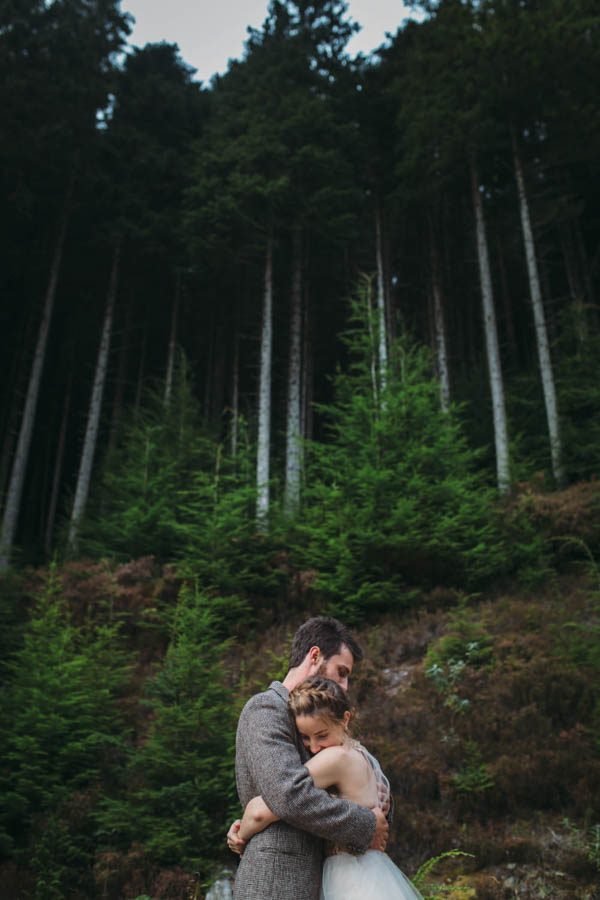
[226,616,422,900]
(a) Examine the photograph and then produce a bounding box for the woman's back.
[306,742,379,810]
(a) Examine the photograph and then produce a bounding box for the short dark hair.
[288,616,363,668]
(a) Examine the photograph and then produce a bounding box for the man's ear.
[307,645,322,667]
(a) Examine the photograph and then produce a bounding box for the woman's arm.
[238,691,376,851]
[237,747,345,841]
[304,746,345,790]
[238,795,279,841]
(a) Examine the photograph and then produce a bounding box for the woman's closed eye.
[301,731,329,744]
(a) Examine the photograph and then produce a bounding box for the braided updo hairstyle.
[288,676,352,725]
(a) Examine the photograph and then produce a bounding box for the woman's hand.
[239,795,279,841]
[227,819,247,855]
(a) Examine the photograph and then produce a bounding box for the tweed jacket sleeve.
[237,685,376,852]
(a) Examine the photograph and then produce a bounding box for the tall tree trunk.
[471,158,511,494]
[67,243,120,552]
[383,230,395,344]
[164,271,181,407]
[512,131,565,486]
[540,257,556,349]
[429,217,451,411]
[44,378,72,556]
[284,228,303,518]
[375,204,388,391]
[0,188,71,569]
[256,234,274,529]
[364,274,379,409]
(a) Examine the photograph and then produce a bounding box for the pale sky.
[121,0,417,83]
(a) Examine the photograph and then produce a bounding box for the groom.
[227,616,389,900]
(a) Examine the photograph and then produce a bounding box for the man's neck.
[282,666,306,692]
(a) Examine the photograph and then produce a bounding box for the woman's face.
[295,712,349,755]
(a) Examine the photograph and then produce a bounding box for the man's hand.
[226,819,247,856]
[368,806,389,852]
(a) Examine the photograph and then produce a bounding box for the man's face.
[316,643,354,692]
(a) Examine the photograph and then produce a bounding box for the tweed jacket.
[232,681,376,900]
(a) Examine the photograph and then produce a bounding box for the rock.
[382,664,419,695]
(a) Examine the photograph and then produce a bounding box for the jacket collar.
[268,680,289,704]
[269,680,309,760]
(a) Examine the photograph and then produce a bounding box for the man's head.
[287,616,363,692]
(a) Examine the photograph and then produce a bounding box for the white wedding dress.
[321,849,423,900]
[320,744,423,900]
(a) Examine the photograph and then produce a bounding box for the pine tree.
[186,0,362,526]
[390,0,512,490]
[77,361,213,561]
[67,243,120,553]
[294,288,508,621]
[78,361,281,612]
[0,0,130,567]
[97,585,238,876]
[0,564,128,892]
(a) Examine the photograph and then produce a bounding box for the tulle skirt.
[321,850,423,900]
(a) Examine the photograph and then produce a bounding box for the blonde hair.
[288,676,351,725]
[290,677,391,807]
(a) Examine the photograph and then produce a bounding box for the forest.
[1,0,599,897]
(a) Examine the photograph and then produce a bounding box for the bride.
[238,676,423,900]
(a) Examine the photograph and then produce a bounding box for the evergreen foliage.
[99,42,205,251]
[503,321,600,483]
[0,570,30,683]
[80,361,283,621]
[293,291,517,621]
[175,450,284,621]
[0,565,128,893]
[78,363,214,561]
[97,584,238,874]
[555,330,600,482]
[1,0,600,893]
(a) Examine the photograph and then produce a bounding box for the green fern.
[412,849,475,899]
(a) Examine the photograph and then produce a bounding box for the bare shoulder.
[313,745,366,765]
[306,744,375,798]
[305,745,353,777]
[304,744,348,790]
[313,745,348,766]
